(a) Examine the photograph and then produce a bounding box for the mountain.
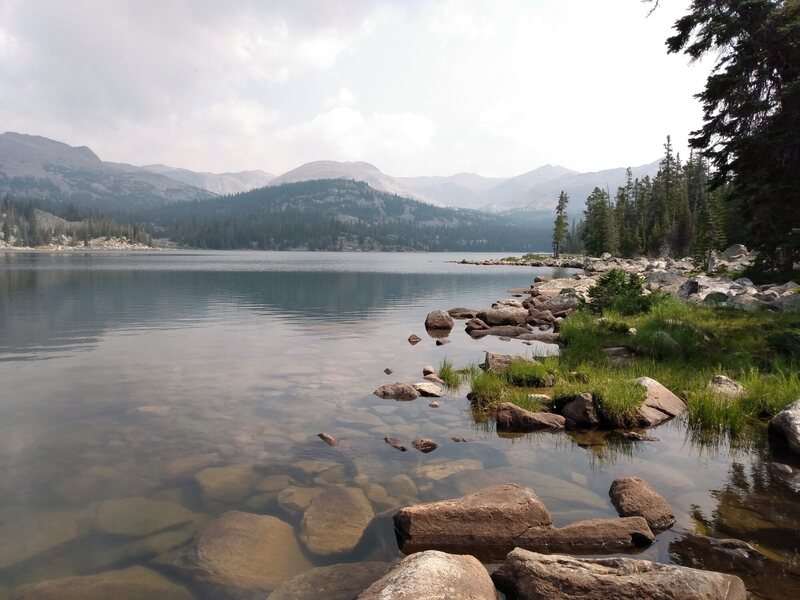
[267,160,437,204]
[140,164,275,195]
[397,172,508,210]
[489,161,662,215]
[0,132,216,208]
[147,179,552,251]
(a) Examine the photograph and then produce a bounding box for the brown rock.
[357,550,498,600]
[384,437,408,452]
[609,477,675,530]
[478,306,529,326]
[424,310,454,330]
[408,334,422,345]
[633,377,686,427]
[158,511,311,596]
[318,432,339,446]
[269,562,393,600]
[469,326,531,339]
[465,318,490,332]
[481,352,537,373]
[299,487,374,557]
[492,549,747,600]
[521,517,655,554]
[9,566,193,600]
[373,382,420,401]
[516,332,560,343]
[383,367,393,374]
[395,483,551,554]
[412,382,444,397]
[448,307,479,319]
[422,365,436,376]
[411,439,438,453]
[555,392,600,428]
[495,403,565,432]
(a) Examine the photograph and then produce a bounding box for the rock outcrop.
[357,551,497,600]
[492,549,747,600]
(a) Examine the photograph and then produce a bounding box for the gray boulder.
[373,382,420,401]
[477,307,529,326]
[769,399,800,455]
[424,310,454,330]
[481,352,536,373]
[555,392,599,428]
[357,551,497,600]
[492,549,746,600]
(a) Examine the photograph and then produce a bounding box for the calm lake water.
[0,251,798,598]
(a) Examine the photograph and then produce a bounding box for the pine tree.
[582,187,617,256]
[552,191,569,258]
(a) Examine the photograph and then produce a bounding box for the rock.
[481,352,537,373]
[95,497,199,537]
[424,373,446,384]
[425,310,454,331]
[411,439,438,453]
[723,243,749,261]
[194,463,254,503]
[708,375,745,398]
[518,517,654,554]
[269,562,393,600]
[0,509,89,570]
[163,453,219,479]
[160,511,311,596]
[448,307,479,319]
[412,382,444,397]
[495,403,565,432]
[554,392,600,428]
[516,332,560,343]
[410,459,483,482]
[602,346,631,357]
[318,432,339,446]
[633,377,686,427]
[435,339,449,346]
[357,551,497,600]
[408,334,421,345]
[395,483,551,553]
[451,436,469,442]
[395,484,653,558]
[492,549,747,600]
[477,307,529,326]
[465,318,490,332]
[373,382,420,401]
[422,365,436,376]
[528,309,555,324]
[428,402,440,408]
[383,367,393,375]
[384,437,408,452]
[299,487,374,557]
[277,486,324,513]
[704,291,730,305]
[600,252,612,260]
[9,566,193,600]
[649,330,682,356]
[769,399,800,455]
[470,325,532,339]
[609,477,675,530]
[543,292,580,313]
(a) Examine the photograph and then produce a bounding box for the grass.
[502,357,558,387]
[437,358,464,390]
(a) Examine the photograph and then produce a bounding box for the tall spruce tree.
[582,187,617,256]
[552,191,569,258]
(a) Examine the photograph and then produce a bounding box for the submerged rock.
[269,562,393,600]
[609,477,675,530]
[492,549,747,600]
[769,399,800,455]
[0,509,90,570]
[318,432,339,446]
[277,486,324,513]
[373,382,420,401]
[194,463,254,503]
[158,511,311,596]
[384,437,408,452]
[469,325,531,339]
[95,497,199,537]
[411,438,439,453]
[357,551,497,600]
[495,402,565,432]
[299,487,374,557]
[9,566,193,600]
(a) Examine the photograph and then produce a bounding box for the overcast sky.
[0,0,710,177]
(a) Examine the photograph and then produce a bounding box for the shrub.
[587,269,652,315]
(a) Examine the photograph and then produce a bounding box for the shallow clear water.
[0,251,798,597]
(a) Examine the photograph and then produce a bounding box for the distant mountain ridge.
[0,132,661,216]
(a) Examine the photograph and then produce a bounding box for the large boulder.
[554,392,600,428]
[543,292,580,313]
[769,399,800,455]
[609,477,675,530]
[194,463,254,503]
[477,307,529,326]
[633,377,686,427]
[357,551,497,600]
[495,403,565,432]
[157,511,312,596]
[395,483,551,554]
[394,484,654,558]
[708,375,745,398]
[424,310,454,330]
[481,352,536,373]
[373,382,420,401]
[94,497,199,537]
[0,509,90,571]
[269,562,393,600]
[299,486,374,557]
[492,549,747,600]
[9,566,193,600]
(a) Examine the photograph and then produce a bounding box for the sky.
[0,0,710,177]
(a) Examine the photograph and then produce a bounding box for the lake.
[0,250,797,598]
